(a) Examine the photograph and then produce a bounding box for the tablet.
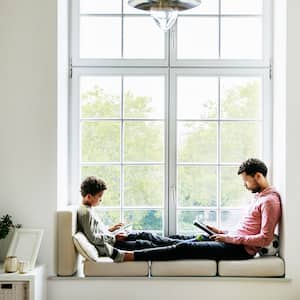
[193,220,214,236]
[112,224,132,235]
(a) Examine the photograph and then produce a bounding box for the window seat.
[81,256,284,277]
[57,208,285,278]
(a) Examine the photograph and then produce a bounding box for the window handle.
[170,185,176,204]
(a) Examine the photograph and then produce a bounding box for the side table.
[0,264,46,300]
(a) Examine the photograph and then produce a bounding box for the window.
[70,0,272,235]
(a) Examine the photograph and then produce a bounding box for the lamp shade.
[128,0,202,31]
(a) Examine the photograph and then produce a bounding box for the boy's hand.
[115,233,128,241]
[108,223,124,232]
[206,224,225,234]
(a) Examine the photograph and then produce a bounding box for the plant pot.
[0,229,14,262]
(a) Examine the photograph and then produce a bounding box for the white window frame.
[70,0,169,67]
[70,67,170,233]
[69,0,273,236]
[170,0,272,68]
[168,68,272,235]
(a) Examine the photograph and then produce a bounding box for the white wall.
[0,0,57,274]
[48,278,293,300]
[284,0,300,284]
[1,0,300,299]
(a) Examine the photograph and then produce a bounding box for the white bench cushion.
[218,256,285,277]
[84,258,149,276]
[151,260,217,276]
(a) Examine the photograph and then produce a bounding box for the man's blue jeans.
[114,232,253,261]
[133,239,253,261]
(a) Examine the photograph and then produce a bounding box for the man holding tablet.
[116,158,282,262]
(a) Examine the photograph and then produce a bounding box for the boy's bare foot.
[123,251,135,261]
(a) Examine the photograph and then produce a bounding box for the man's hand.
[108,223,124,232]
[115,233,128,241]
[206,224,225,234]
[210,234,228,243]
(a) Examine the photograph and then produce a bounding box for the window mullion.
[70,69,81,204]
[121,75,124,223]
[262,71,273,181]
[168,70,177,235]
[121,1,124,58]
[217,76,221,228]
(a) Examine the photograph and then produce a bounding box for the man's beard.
[250,182,262,193]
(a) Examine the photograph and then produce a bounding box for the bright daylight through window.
[70,0,272,235]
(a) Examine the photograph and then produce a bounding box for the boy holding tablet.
[77,176,193,262]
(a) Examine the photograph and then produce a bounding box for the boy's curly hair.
[80,176,107,197]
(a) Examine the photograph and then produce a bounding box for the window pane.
[177,17,219,59]
[123,76,164,119]
[124,121,164,162]
[220,166,251,207]
[220,122,261,163]
[221,17,262,59]
[177,122,217,163]
[221,0,263,15]
[177,210,217,234]
[178,166,217,207]
[221,210,243,231]
[220,77,262,119]
[80,76,121,118]
[177,77,218,119]
[80,17,121,58]
[124,210,163,232]
[81,121,120,162]
[80,0,122,14]
[179,0,219,15]
[81,166,120,206]
[123,17,165,59]
[124,166,164,207]
[95,209,120,226]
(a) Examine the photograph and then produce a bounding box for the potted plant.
[0,215,21,261]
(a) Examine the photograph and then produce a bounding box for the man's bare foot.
[123,251,134,261]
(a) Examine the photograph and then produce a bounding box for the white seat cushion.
[151,260,217,276]
[218,256,285,277]
[84,258,149,276]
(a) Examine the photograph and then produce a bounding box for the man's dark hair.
[80,176,107,197]
[237,158,268,177]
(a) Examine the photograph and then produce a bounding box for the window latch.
[69,57,73,79]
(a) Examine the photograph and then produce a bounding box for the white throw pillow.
[73,232,99,261]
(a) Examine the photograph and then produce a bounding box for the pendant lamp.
[128,0,202,31]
